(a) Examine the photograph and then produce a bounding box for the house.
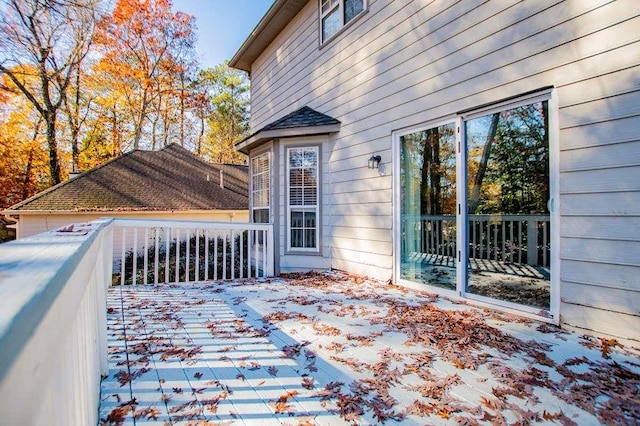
[3,144,249,238]
[230,0,640,343]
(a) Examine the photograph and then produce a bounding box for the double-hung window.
[321,0,366,43]
[287,147,319,251]
[251,152,270,225]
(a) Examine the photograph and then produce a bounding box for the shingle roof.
[235,106,341,154]
[6,145,248,212]
[261,106,341,131]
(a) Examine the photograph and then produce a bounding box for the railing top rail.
[0,218,113,382]
[112,218,273,231]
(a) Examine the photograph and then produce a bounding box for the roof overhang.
[235,123,341,154]
[230,0,310,72]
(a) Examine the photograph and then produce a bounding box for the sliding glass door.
[400,122,457,290]
[464,101,551,310]
[398,93,554,314]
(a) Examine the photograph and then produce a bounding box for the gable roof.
[235,106,341,154]
[230,0,310,73]
[5,144,248,213]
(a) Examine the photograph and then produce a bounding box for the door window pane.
[465,101,550,309]
[400,123,457,290]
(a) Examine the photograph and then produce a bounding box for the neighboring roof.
[230,0,309,72]
[235,106,341,154]
[5,144,248,213]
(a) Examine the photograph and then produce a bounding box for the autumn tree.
[0,87,49,208]
[63,54,98,173]
[187,80,212,156]
[0,0,100,184]
[199,62,249,164]
[95,0,196,150]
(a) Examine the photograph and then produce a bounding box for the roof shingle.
[261,106,340,131]
[6,145,248,212]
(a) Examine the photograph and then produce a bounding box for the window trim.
[319,0,368,45]
[286,146,320,253]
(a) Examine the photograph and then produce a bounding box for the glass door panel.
[465,101,551,310]
[400,123,457,290]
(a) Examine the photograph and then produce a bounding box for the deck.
[99,272,640,425]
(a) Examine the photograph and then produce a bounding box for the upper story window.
[321,0,366,43]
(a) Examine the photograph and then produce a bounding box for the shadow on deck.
[100,272,640,425]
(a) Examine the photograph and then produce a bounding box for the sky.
[171,0,275,70]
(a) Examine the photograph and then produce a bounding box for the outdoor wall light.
[368,154,381,169]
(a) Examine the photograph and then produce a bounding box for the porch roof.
[235,106,341,154]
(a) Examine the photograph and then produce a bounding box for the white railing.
[0,218,113,426]
[402,214,551,267]
[0,217,275,425]
[112,219,274,285]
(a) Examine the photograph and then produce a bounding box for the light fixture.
[368,154,381,169]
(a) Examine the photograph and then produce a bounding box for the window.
[287,147,319,251]
[251,152,270,224]
[321,0,365,43]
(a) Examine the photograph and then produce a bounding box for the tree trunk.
[180,70,185,147]
[22,148,35,200]
[197,114,204,156]
[70,69,81,173]
[46,110,61,185]
[133,92,148,150]
[111,106,119,156]
[151,97,160,150]
[430,128,442,214]
[420,132,433,216]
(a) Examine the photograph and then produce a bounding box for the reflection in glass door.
[400,123,457,290]
[464,101,551,310]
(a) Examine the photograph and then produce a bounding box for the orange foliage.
[94,0,196,150]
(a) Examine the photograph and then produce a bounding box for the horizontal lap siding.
[250,0,640,340]
[553,3,640,342]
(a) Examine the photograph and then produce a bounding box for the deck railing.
[0,218,274,424]
[0,218,113,426]
[402,214,551,267]
[113,219,274,285]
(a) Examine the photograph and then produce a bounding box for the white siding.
[248,0,640,341]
